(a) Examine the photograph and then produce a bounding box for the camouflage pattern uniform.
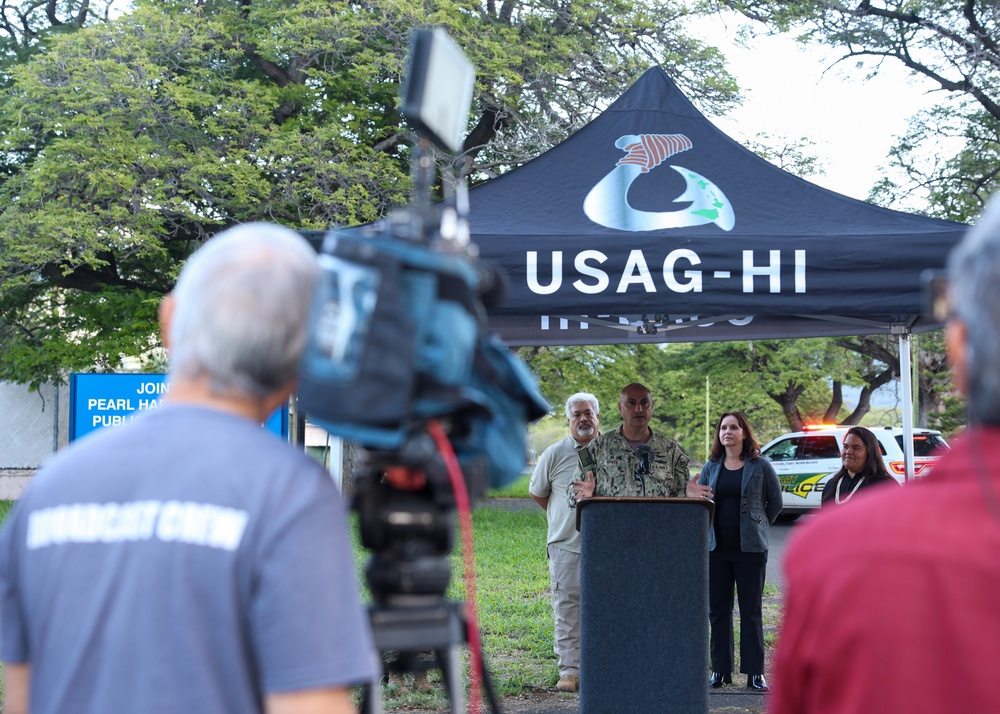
[567,427,689,507]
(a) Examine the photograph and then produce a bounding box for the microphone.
[635,444,652,497]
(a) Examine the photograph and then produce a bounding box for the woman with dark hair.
[697,411,782,692]
[821,426,899,507]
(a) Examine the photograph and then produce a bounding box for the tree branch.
[767,382,806,432]
[39,252,157,293]
[836,336,898,367]
[73,0,89,28]
[45,0,61,27]
[372,131,412,153]
[839,365,895,424]
[853,0,994,68]
[456,102,514,177]
[963,0,1000,58]
[499,0,515,23]
[824,380,843,422]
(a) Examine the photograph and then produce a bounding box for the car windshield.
[895,433,949,457]
[763,435,841,461]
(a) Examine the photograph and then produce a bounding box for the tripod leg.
[436,645,467,713]
[477,647,503,713]
[359,671,386,714]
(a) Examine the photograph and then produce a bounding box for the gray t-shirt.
[0,404,376,714]
[529,435,587,554]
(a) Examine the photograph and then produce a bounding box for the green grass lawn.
[354,489,783,709]
[350,499,556,709]
[484,472,533,499]
[461,508,554,689]
[0,490,781,711]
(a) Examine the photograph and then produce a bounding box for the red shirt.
[769,427,1000,714]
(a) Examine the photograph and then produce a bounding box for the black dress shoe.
[747,674,769,691]
[709,672,732,688]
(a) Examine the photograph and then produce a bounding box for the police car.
[761,425,950,518]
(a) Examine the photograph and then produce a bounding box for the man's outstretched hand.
[687,475,713,500]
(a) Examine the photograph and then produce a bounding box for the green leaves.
[521,336,956,462]
[0,286,163,388]
[871,103,1000,221]
[726,0,1000,216]
[0,0,739,384]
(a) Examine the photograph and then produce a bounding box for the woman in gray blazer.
[698,411,782,692]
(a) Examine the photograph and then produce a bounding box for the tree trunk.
[823,381,843,422]
[917,382,941,428]
[841,366,896,424]
[840,388,871,425]
[769,383,805,432]
[916,334,953,428]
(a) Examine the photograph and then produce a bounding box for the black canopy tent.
[468,67,963,345]
[462,67,968,475]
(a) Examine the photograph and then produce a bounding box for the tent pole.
[912,333,920,427]
[897,329,915,482]
[705,375,710,462]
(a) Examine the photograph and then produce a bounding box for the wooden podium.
[576,497,713,714]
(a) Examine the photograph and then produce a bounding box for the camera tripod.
[354,438,502,714]
[360,597,501,714]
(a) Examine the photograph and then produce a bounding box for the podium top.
[575,496,714,532]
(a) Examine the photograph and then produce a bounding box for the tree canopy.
[0,0,964,446]
[521,334,962,465]
[0,0,739,387]
[722,0,1000,220]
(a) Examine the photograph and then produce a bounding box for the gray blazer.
[698,456,782,552]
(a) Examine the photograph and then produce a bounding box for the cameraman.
[0,224,376,714]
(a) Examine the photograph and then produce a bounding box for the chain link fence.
[1,381,346,499]
[1,381,68,498]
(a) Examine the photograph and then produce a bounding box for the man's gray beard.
[577,425,595,436]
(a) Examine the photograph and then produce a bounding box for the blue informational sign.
[69,373,287,442]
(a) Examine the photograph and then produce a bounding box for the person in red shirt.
[769,195,1000,714]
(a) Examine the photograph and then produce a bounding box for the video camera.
[298,207,548,495]
[296,27,549,712]
[298,28,547,497]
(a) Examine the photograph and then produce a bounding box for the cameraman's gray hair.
[168,222,320,399]
[565,392,599,420]
[948,196,1000,425]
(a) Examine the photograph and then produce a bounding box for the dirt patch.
[379,687,577,713]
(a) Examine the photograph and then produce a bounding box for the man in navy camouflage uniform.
[570,383,701,504]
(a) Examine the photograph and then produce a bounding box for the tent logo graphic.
[583,133,735,232]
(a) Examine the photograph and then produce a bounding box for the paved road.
[766,513,818,593]
[765,519,793,593]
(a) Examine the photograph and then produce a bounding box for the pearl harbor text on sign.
[87,380,169,428]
